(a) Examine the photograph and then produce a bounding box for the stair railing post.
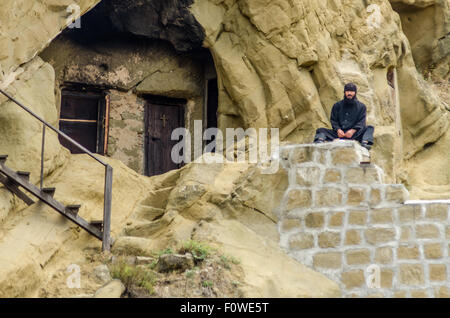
[1,88,115,249]
[102,164,113,252]
[40,124,46,190]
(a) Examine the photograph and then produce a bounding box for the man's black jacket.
[330,98,367,132]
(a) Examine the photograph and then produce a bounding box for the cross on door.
[160,114,168,128]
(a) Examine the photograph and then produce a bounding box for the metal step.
[66,204,81,216]
[0,163,102,240]
[17,171,30,181]
[42,187,56,197]
[90,220,103,232]
[0,174,34,205]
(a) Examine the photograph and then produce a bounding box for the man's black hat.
[344,83,357,92]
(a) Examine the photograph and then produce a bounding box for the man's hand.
[337,129,345,138]
[345,129,357,138]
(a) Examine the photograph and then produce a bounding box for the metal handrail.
[0,88,112,251]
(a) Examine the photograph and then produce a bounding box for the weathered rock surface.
[93,265,112,284]
[94,279,125,298]
[71,0,205,52]
[118,156,340,297]
[112,236,155,257]
[390,0,450,78]
[41,35,204,95]
[156,253,195,272]
[136,256,156,265]
[0,54,153,295]
[0,57,68,190]
[405,129,450,199]
[0,0,448,299]
[0,0,101,87]
[0,151,153,297]
[16,0,450,197]
[190,0,448,188]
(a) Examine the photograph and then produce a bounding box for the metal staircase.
[0,88,112,251]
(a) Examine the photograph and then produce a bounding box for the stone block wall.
[277,140,450,298]
[107,89,146,174]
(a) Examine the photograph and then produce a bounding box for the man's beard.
[344,94,357,106]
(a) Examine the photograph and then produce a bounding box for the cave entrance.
[58,88,109,155]
[387,66,399,109]
[144,95,186,177]
[204,53,219,152]
[206,79,218,132]
[40,0,219,175]
[205,78,219,152]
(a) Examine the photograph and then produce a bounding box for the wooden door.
[145,98,185,177]
[59,90,107,154]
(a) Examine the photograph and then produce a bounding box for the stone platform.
[276,140,450,298]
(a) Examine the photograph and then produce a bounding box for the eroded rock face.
[77,0,205,52]
[156,253,195,272]
[0,57,69,191]
[94,279,125,298]
[10,0,448,194]
[189,0,448,186]
[120,156,340,297]
[0,0,101,86]
[390,0,450,78]
[0,0,448,298]
[42,37,205,93]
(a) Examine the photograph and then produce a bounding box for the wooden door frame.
[60,86,110,155]
[143,95,186,177]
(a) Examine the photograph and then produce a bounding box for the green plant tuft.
[185,269,195,279]
[202,280,213,288]
[179,240,212,262]
[219,254,241,269]
[157,248,174,257]
[109,258,156,295]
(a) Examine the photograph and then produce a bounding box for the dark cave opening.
[43,0,219,176]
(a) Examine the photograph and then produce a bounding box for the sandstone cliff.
[0,0,448,297]
[189,0,449,197]
[390,0,449,79]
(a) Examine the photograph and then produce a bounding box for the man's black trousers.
[313,125,374,145]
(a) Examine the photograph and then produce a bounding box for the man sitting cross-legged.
[313,82,374,150]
